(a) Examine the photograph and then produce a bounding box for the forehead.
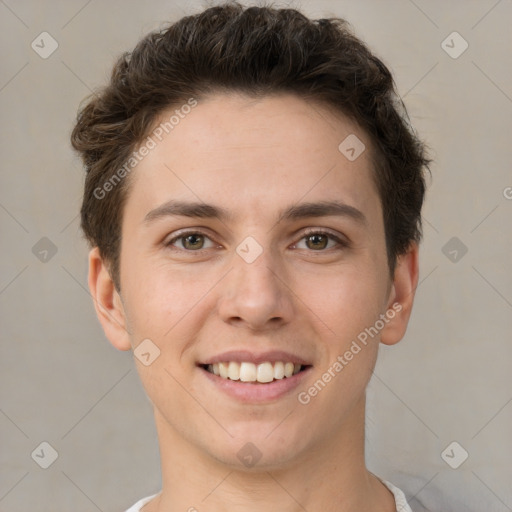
[124,92,381,227]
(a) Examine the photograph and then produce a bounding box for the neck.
[146,395,395,512]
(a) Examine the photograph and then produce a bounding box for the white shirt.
[125,480,413,511]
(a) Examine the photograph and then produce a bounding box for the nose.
[216,247,294,331]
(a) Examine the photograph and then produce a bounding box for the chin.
[204,426,311,471]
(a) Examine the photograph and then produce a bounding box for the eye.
[165,229,347,253]
[166,231,217,251]
[294,230,347,251]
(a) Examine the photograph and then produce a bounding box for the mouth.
[197,350,313,402]
[200,361,310,384]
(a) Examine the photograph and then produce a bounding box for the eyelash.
[165,228,348,253]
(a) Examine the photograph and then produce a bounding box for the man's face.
[112,93,399,468]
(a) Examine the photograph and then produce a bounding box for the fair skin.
[89,93,418,512]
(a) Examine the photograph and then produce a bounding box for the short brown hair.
[71,1,430,291]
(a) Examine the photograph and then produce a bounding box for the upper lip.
[199,350,312,366]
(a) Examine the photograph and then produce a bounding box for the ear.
[380,242,419,346]
[88,247,132,351]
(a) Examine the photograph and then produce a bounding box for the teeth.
[239,362,257,382]
[218,362,229,379]
[208,361,303,383]
[228,361,240,380]
[256,362,274,383]
[274,361,284,380]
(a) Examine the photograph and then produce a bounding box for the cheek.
[300,269,384,405]
[121,257,214,347]
[302,263,387,340]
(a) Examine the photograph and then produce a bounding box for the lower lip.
[199,366,312,403]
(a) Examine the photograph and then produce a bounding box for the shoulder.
[124,493,159,512]
[381,480,413,512]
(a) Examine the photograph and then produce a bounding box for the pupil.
[185,234,203,249]
[307,234,327,250]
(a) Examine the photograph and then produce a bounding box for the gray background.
[1,0,511,511]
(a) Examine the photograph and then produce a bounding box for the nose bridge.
[217,240,292,329]
[236,246,279,292]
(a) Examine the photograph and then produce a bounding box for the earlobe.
[380,243,420,346]
[88,247,132,351]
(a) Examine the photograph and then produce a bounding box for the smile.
[204,361,305,383]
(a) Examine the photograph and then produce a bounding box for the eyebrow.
[280,201,367,226]
[144,200,232,224]
[143,199,367,226]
